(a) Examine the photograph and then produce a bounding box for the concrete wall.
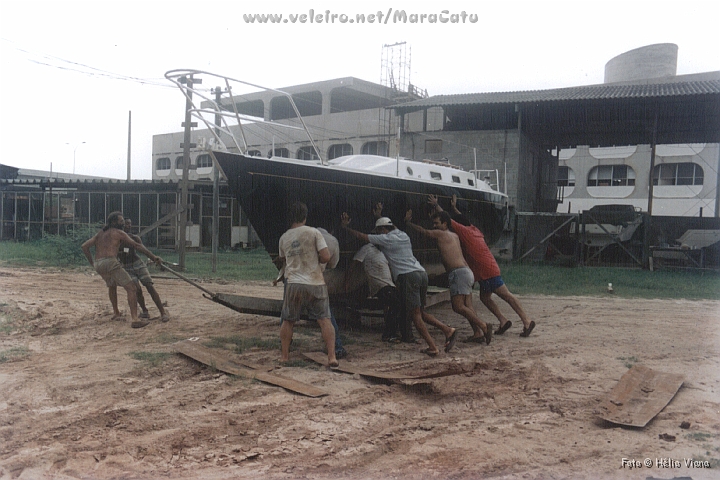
[399,129,520,203]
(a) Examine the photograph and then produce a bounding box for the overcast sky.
[1,0,718,179]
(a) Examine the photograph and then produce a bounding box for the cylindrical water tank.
[604,43,678,83]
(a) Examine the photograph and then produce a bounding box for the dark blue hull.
[215,151,507,286]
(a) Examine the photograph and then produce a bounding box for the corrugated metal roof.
[393,80,720,110]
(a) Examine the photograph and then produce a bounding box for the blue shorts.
[448,267,474,296]
[478,276,505,293]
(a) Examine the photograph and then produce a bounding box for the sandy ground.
[0,265,719,480]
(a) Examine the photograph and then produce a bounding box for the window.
[156,157,170,171]
[270,91,322,120]
[467,178,475,186]
[588,165,635,187]
[268,148,290,158]
[425,139,442,154]
[430,171,442,180]
[229,99,264,118]
[452,175,460,183]
[175,156,186,169]
[328,143,353,160]
[197,154,212,168]
[557,166,576,187]
[247,150,262,157]
[361,141,389,156]
[653,163,704,186]
[296,146,320,161]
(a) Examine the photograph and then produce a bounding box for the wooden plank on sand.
[598,364,683,427]
[175,340,328,397]
[302,352,467,381]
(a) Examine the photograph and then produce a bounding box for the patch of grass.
[0,303,19,334]
[617,356,640,369]
[2,241,720,300]
[157,249,278,282]
[129,351,172,367]
[500,262,720,300]
[150,333,182,344]
[0,315,16,334]
[204,335,280,354]
[687,432,718,442]
[282,359,318,368]
[0,346,31,363]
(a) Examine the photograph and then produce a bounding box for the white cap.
[375,217,393,227]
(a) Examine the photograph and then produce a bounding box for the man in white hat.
[341,212,458,356]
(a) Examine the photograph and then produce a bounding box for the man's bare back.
[82,214,160,267]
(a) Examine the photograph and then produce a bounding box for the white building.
[557,44,720,217]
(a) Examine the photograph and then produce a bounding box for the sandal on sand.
[421,348,440,357]
[520,321,536,337]
[444,330,458,353]
[139,312,150,319]
[161,315,170,323]
[131,320,149,329]
[484,325,493,345]
[495,321,512,335]
[329,361,340,370]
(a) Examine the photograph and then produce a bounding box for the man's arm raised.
[340,212,369,243]
[404,209,440,239]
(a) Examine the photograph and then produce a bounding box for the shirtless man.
[429,194,535,337]
[82,211,163,329]
[404,209,492,344]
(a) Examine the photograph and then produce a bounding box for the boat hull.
[214,151,507,290]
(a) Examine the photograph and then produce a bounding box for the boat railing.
[164,69,325,164]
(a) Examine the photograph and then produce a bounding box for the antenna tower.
[380,41,411,93]
[379,42,411,156]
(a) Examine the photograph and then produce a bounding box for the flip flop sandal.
[520,321,536,337]
[495,321,512,335]
[421,348,439,357]
[444,330,458,353]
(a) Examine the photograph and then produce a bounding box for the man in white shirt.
[341,212,458,356]
[350,242,409,343]
[278,202,338,368]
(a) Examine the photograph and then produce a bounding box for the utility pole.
[127,111,132,181]
[210,86,227,272]
[178,74,201,270]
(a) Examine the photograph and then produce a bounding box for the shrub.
[39,223,102,265]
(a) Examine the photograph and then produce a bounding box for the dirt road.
[1,266,718,479]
